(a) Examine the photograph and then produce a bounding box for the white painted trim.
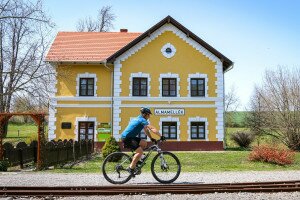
[159,73,180,97]
[54,96,222,102]
[187,73,208,97]
[74,117,97,141]
[54,97,112,101]
[115,97,221,101]
[120,104,216,108]
[76,73,98,97]
[114,23,221,64]
[48,98,57,141]
[159,116,180,141]
[161,43,176,58]
[113,60,122,141]
[187,117,209,141]
[56,104,111,108]
[215,60,224,141]
[129,72,151,97]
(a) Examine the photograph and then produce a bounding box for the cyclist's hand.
[151,138,156,143]
[160,136,166,141]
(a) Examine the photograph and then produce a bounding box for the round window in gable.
[165,47,172,54]
[161,43,176,58]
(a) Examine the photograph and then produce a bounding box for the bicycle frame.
[128,140,163,171]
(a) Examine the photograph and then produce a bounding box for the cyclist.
[121,107,164,176]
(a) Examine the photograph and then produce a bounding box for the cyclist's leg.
[130,146,143,169]
[139,139,147,149]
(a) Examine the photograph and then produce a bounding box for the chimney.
[120,29,128,33]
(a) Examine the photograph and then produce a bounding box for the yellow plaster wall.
[56,64,112,97]
[55,107,111,140]
[119,107,218,141]
[120,31,217,97]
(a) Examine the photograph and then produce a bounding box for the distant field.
[3,123,47,144]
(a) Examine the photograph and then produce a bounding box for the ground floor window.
[162,122,177,139]
[78,121,94,141]
[191,122,205,139]
[138,128,147,139]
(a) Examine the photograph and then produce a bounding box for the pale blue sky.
[44,0,300,110]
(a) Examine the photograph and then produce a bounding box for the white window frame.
[76,73,98,97]
[187,73,208,97]
[187,117,209,141]
[159,73,180,97]
[129,72,151,97]
[159,116,180,141]
[161,43,176,58]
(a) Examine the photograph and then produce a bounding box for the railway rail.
[1,180,300,197]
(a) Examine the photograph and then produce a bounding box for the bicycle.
[102,139,181,184]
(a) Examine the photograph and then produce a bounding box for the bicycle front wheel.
[102,152,132,184]
[151,151,181,184]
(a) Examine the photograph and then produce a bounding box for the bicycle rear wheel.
[102,152,132,184]
[151,151,181,184]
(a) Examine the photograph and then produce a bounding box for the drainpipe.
[103,60,114,137]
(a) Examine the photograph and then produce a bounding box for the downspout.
[103,60,114,137]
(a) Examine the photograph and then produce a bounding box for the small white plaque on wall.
[154,108,185,115]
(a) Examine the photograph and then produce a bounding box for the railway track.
[1,180,300,197]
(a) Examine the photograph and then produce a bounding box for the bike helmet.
[140,107,152,115]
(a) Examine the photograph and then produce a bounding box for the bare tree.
[76,6,116,32]
[246,67,300,150]
[0,0,54,137]
[225,85,240,127]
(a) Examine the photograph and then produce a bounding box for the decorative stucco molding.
[159,116,180,141]
[76,73,98,97]
[161,43,176,58]
[159,73,180,97]
[48,98,57,141]
[112,60,122,140]
[187,117,209,141]
[129,72,151,97]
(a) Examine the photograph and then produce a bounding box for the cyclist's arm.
[144,125,161,137]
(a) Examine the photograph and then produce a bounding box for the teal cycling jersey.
[121,115,149,139]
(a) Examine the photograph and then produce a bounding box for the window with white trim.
[79,78,94,96]
[162,122,177,139]
[191,122,205,139]
[191,78,205,97]
[132,77,148,96]
[162,78,177,97]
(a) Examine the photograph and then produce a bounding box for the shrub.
[230,131,254,148]
[0,160,9,172]
[249,145,295,165]
[101,136,121,159]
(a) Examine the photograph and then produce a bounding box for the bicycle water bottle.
[140,153,146,161]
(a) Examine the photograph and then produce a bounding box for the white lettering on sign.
[154,109,185,115]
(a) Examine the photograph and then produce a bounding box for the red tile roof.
[45,32,141,62]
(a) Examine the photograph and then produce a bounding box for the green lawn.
[3,123,47,144]
[47,151,300,173]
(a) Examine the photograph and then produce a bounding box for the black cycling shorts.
[122,137,141,151]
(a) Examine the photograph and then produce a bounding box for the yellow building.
[46,16,233,151]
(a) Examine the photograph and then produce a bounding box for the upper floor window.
[162,78,177,97]
[162,122,177,139]
[79,78,94,96]
[132,77,147,96]
[191,122,205,139]
[191,78,205,97]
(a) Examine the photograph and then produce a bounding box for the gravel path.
[1,171,300,199]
